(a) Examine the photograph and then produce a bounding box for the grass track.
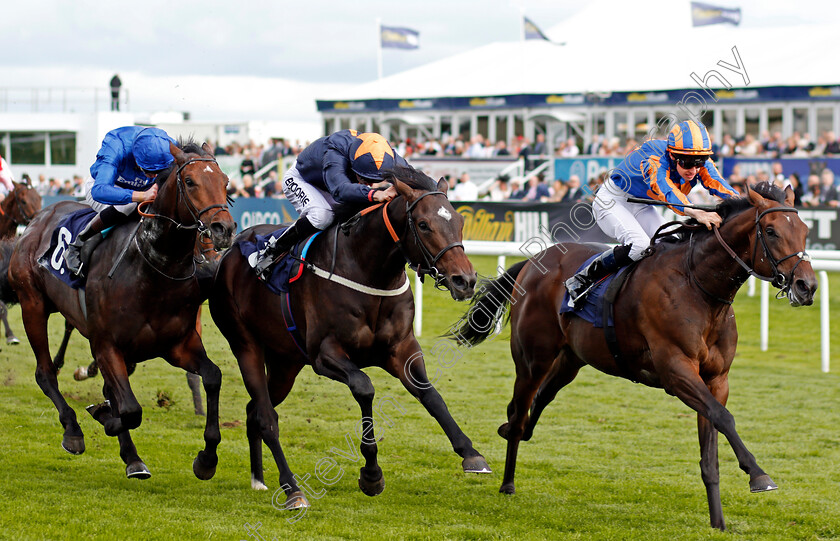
[0,255,839,540]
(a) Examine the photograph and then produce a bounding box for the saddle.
[38,208,98,290]
[237,228,321,295]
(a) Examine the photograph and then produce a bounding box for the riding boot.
[253,217,318,280]
[565,245,633,307]
[64,215,107,276]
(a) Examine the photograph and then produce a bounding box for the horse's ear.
[437,177,449,195]
[784,185,796,207]
[746,183,769,210]
[201,142,215,159]
[393,177,418,202]
[169,141,186,164]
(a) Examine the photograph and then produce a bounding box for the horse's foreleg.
[384,338,489,474]
[698,378,727,531]
[662,359,776,495]
[20,296,85,454]
[313,338,384,497]
[54,320,74,372]
[94,381,150,479]
[0,301,19,344]
[186,373,205,416]
[94,344,142,437]
[166,332,221,481]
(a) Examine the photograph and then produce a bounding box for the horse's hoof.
[284,491,310,510]
[251,475,268,491]
[74,366,90,381]
[358,467,385,497]
[61,434,85,455]
[749,474,778,493]
[462,455,492,474]
[499,483,515,495]
[6,337,20,345]
[193,452,218,480]
[126,461,151,479]
[85,400,111,422]
[498,422,510,440]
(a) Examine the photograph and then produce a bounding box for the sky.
[2,0,837,138]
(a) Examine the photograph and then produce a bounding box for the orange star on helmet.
[353,133,394,170]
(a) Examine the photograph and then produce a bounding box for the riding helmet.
[667,120,713,156]
[349,132,398,181]
[133,128,175,172]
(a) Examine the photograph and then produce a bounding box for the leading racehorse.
[448,183,816,530]
[209,165,490,510]
[4,140,235,479]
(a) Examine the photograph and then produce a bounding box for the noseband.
[138,157,230,238]
[713,205,810,298]
[373,191,463,290]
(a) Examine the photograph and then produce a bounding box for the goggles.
[672,155,707,169]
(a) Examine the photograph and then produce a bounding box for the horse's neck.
[137,217,196,269]
[332,206,407,285]
[690,209,756,300]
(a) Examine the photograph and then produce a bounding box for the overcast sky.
[2,0,837,134]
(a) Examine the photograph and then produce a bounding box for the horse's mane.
[154,137,212,186]
[660,181,787,245]
[334,164,438,225]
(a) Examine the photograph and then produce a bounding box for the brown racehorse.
[448,183,816,530]
[0,180,42,345]
[209,165,489,510]
[4,140,235,479]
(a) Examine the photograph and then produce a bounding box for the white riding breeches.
[593,179,666,261]
[83,176,138,215]
[281,164,335,230]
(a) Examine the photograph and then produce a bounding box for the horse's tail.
[446,260,528,347]
[0,238,18,305]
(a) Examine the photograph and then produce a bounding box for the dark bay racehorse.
[0,180,42,345]
[4,141,235,479]
[449,184,816,530]
[209,165,489,510]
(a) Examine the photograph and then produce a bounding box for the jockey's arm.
[89,163,135,206]
[0,157,14,191]
[647,154,693,216]
[698,159,739,199]
[323,148,375,205]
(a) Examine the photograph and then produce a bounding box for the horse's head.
[8,181,42,225]
[747,184,816,306]
[389,167,477,300]
[155,141,236,251]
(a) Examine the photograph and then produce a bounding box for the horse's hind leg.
[0,301,20,345]
[19,296,85,454]
[385,338,490,474]
[52,320,74,373]
[521,349,584,442]
[313,338,384,496]
[187,373,205,416]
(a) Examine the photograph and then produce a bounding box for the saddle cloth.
[559,253,632,328]
[237,228,321,295]
[37,208,98,290]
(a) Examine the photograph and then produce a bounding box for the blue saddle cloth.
[237,228,321,295]
[37,207,98,290]
[559,254,631,328]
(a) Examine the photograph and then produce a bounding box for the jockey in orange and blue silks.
[566,120,738,306]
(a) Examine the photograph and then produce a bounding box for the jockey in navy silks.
[64,126,174,276]
[565,120,738,305]
[253,129,406,278]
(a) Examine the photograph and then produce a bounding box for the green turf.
[1,255,839,540]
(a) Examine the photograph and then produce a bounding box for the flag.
[381,25,420,49]
[523,16,549,41]
[691,2,742,27]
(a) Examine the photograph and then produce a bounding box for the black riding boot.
[253,217,318,280]
[565,245,633,307]
[64,215,107,276]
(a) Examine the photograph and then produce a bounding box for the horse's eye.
[418,221,431,231]
[185,177,196,187]
[765,226,777,238]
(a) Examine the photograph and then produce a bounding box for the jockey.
[0,153,15,203]
[253,129,405,279]
[565,119,738,305]
[64,126,174,276]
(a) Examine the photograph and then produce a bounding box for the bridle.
[138,157,230,241]
[0,186,37,226]
[680,204,809,303]
[359,191,464,290]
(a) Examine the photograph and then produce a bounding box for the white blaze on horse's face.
[204,165,214,173]
[438,207,452,221]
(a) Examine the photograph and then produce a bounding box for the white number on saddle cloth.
[50,227,73,274]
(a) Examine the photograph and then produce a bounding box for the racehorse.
[448,183,816,530]
[53,233,221,416]
[209,165,489,510]
[4,140,235,479]
[0,180,42,345]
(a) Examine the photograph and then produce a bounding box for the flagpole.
[520,8,525,42]
[376,17,383,80]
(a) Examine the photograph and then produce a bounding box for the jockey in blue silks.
[64,126,175,276]
[565,120,738,306]
[253,129,407,278]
